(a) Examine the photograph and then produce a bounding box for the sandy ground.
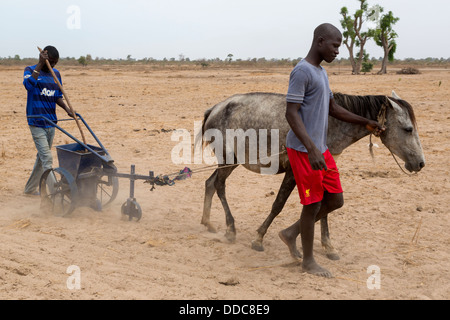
[0,64,449,300]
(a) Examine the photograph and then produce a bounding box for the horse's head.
[380,91,425,173]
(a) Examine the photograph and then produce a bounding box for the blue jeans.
[24,126,55,194]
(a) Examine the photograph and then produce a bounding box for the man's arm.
[286,102,327,171]
[329,98,385,135]
[23,51,48,90]
[56,98,75,118]
[31,50,49,80]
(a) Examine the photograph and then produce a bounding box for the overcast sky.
[1,0,448,61]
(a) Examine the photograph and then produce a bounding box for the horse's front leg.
[252,169,296,252]
[320,217,340,261]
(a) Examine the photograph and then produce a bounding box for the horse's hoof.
[251,240,264,252]
[202,222,217,233]
[326,252,340,261]
[292,250,303,260]
[207,225,217,233]
[225,231,236,243]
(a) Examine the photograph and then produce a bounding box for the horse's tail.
[194,106,214,151]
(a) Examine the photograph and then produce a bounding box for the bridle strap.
[374,99,388,138]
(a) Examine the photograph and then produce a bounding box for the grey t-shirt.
[286,59,333,153]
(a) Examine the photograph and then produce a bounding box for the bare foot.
[278,229,302,259]
[302,259,333,278]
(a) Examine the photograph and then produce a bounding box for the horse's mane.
[334,92,417,128]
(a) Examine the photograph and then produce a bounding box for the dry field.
[0,64,449,300]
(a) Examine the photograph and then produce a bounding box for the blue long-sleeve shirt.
[23,65,63,128]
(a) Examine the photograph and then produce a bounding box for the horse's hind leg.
[201,165,238,242]
[215,164,239,242]
[252,168,296,252]
[201,170,219,233]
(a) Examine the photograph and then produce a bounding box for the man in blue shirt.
[23,46,72,195]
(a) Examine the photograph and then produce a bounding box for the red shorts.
[287,148,343,205]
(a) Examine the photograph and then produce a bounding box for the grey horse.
[197,91,425,260]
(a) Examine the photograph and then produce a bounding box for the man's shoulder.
[290,61,314,81]
[293,60,320,73]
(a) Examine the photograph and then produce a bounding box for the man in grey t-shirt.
[286,59,333,154]
[279,23,384,278]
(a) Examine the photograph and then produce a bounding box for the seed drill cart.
[30,114,165,221]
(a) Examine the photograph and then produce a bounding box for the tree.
[77,56,88,67]
[374,10,399,74]
[361,51,374,73]
[340,0,376,74]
